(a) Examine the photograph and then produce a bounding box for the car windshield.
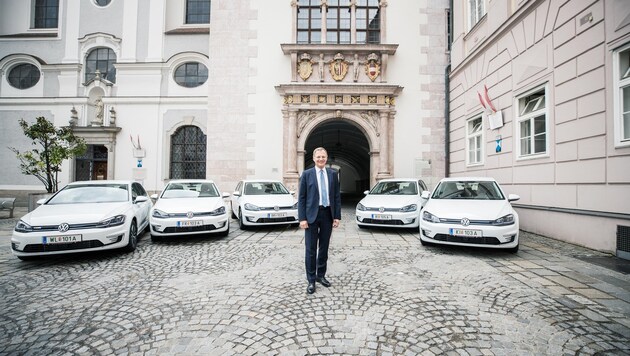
[47,184,129,204]
[369,181,418,195]
[161,182,219,198]
[244,182,289,195]
[431,181,505,200]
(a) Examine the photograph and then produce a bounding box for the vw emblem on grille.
[379,207,385,213]
[186,211,194,219]
[58,223,70,232]
[274,206,279,211]
[460,218,470,226]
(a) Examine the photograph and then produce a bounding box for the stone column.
[321,0,327,44]
[106,141,116,179]
[379,0,387,43]
[287,109,299,175]
[291,0,298,43]
[350,0,357,44]
[377,110,390,178]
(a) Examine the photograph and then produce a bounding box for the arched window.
[170,126,206,179]
[8,63,41,89]
[85,48,117,83]
[173,62,208,88]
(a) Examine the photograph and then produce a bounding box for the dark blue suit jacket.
[298,167,341,224]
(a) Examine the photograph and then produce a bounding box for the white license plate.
[43,234,82,244]
[372,214,392,220]
[268,212,287,218]
[449,228,482,237]
[177,220,203,227]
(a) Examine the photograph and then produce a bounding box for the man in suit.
[298,147,341,294]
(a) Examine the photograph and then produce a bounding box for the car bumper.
[355,210,419,228]
[11,224,130,257]
[419,220,519,249]
[150,214,229,236]
[241,209,298,226]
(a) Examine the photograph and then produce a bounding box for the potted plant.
[10,116,86,210]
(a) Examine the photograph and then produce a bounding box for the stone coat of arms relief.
[329,53,349,81]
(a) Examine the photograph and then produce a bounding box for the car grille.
[430,233,501,245]
[255,217,297,223]
[165,212,223,218]
[362,207,401,212]
[258,206,295,211]
[28,222,104,232]
[19,236,122,252]
[161,225,218,233]
[360,218,413,226]
[438,218,495,225]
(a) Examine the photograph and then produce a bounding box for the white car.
[355,178,429,228]
[419,177,520,253]
[11,180,152,260]
[149,180,230,241]
[230,180,298,229]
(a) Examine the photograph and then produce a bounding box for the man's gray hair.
[313,147,328,156]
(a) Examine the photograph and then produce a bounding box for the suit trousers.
[305,207,333,283]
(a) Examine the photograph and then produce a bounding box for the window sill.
[165,27,210,35]
[0,32,57,39]
[516,152,550,161]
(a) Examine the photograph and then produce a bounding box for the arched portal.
[305,120,370,195]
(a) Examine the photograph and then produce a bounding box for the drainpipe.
[445,63,451,178]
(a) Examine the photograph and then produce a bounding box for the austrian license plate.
[268,212,286,218]
[449,228,482,237]
[177,220,203,227]
[42,234,82,244]
[372,214,392,220]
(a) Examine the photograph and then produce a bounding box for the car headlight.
[422,211,440,223]
[356,203,366,211]
[152,209,169,219]
[292,202,298,209]
[399,204,417,212]
[244,203,260,211]
[97,214,126,228]
[14,220,33,233]
[209,206,226,216]
[492,214,515,226]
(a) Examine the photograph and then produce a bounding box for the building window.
[7,63,41,89]
[466,116,483,165]
[517,86,547,157]
[186,0,211,24]
[326,0,351,44]
[614,43,630,146]
[174,62,208,88]
[85,48,117,83]
[356,0,380,44]
[34,0,59,29]
[468,0,485,30]
[170,126,207,179]
[297,0,322,44]
[446,9,452,51]
[94,0,112,6]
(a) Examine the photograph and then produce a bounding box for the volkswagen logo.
[379,207,385,213]
[186,211,194,219]
[58,223,70,233]
[460,218,470,226]
[274,206,279,211]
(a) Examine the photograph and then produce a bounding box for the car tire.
[150,234,161,243]
[238,209,247,230]
[123,220,138,252]
[231,203,237,219]
[507,244,519,253]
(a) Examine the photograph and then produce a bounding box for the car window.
[132,182,147,199]
[47,184,129,204]
[161,182,219,198]
[369,181,417,195]
[418,180,427,191]
[244,182,289,195]
[235,181,242,193]
[431,181,505,200]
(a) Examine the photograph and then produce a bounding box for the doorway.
[75,144,108,181]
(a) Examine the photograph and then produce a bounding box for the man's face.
[313,150,328,169]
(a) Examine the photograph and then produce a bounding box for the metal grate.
[617,225,630,253]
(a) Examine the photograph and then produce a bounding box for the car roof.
[377,178,422,182]
[167,179,216,184]
[241,179,283,183]
[67,180,136,186]
[439,177,497,182]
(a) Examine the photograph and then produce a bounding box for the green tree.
[10,117,86,193]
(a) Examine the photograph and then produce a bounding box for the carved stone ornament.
[329,53,349,81]
[365,53,380,82]
[298,53,313,81]
[297,111,318,138]
[360,111,380,136]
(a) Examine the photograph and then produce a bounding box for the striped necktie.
[320,169,329,206]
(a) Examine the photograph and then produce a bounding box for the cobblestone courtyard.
[0,206,629,355]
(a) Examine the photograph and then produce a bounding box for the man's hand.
[332,219,340,228]
[299,220,308,229]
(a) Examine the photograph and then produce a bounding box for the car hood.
[359,195,420,208]
[153,197,225,213]
[240,195,296,207]
[22,202,130,225]
[424,199,514,219]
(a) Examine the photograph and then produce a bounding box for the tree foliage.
[10,117,86,193]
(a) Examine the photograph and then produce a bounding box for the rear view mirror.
[421,191,430,199]
[508,194,520,202]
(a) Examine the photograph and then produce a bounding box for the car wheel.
[507,244,519,253]
[150,234,161,243]
[238,209,247,230]
[231,203,237,219]
[123,220,138,252]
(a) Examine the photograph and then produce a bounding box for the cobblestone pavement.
[0,205,629,355]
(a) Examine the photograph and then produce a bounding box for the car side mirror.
[150,193,158,200]
[363,190,369,195]
[508,194,520,202]
[421,191,430,199]
[222,192,231,199]
[290,190,295,195]
[232,191,241,197]
[135,196,149,204]
[36,198,47,205]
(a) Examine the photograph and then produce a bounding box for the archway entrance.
[305,121,370,195]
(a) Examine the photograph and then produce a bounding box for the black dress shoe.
[307,282,316,294]
[316,276,331,288]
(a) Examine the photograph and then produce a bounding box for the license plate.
[268,212,287,218]
[449,228,482,237]
[43,234,82,244]
[372,214,392,220]
[177,220,203,227]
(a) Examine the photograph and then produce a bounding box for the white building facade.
[449,0,630,255]
[0,0,449,204]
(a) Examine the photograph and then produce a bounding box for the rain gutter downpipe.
[445,64,451,178]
